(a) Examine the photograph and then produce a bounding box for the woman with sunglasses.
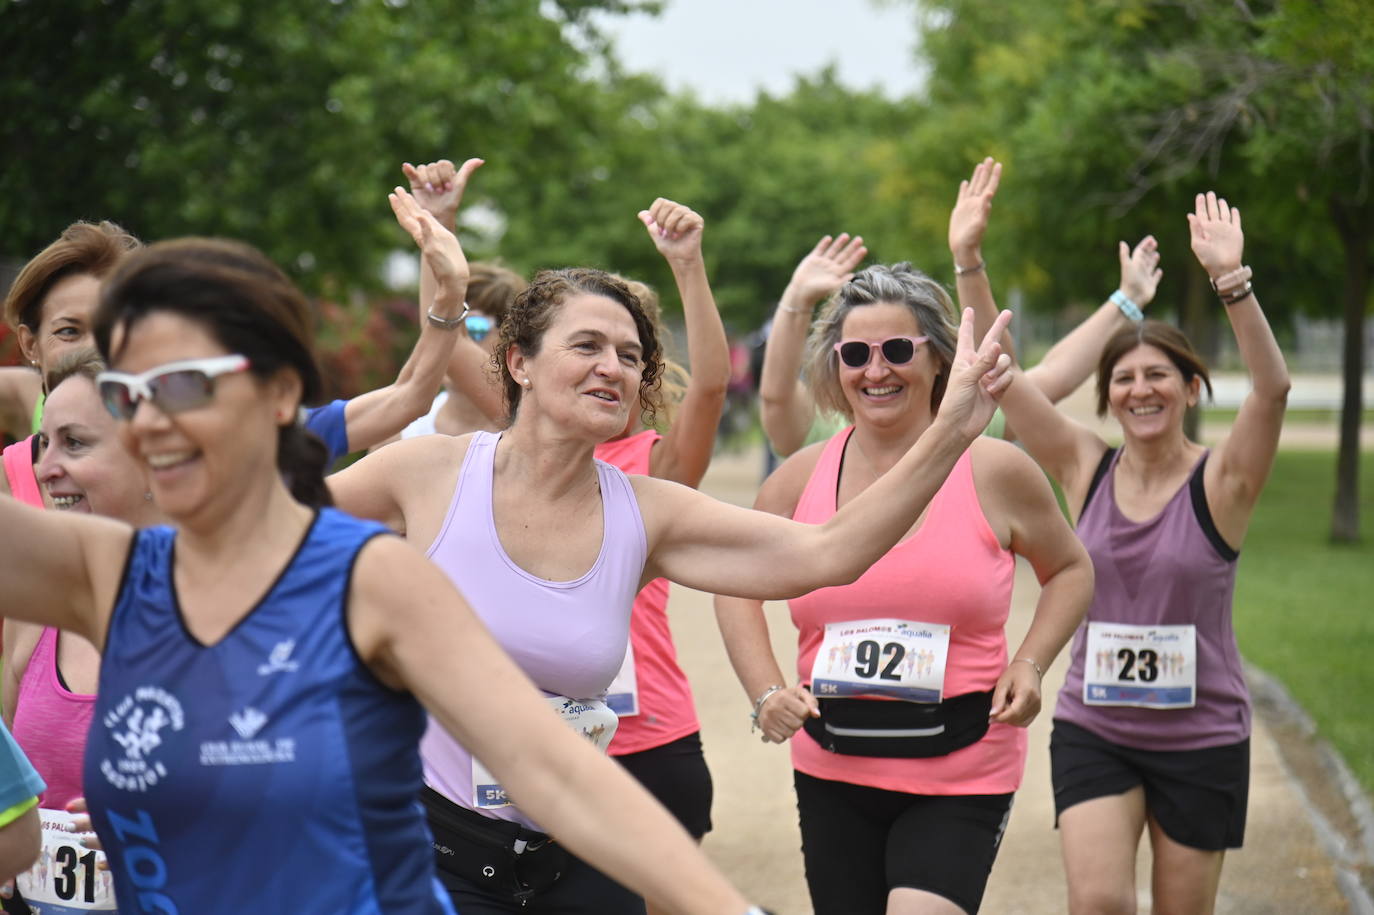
[328,245,1016,911]
[758,159,1164,457]
[0,214,778,913]
[714,261,1093,915]
[1,348,166,914]
[970,195,1287,914]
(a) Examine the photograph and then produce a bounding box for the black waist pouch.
[803,690,993,758]
[422,786,569,904]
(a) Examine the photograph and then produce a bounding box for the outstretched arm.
[350,537,754,915]
[0,495,130,647]
[759,234,868,456]
[338,188,470,452]
[638,199,730,487]
[1025,236,1163,402]
[642,308,1014,599]
[1191,192,1290,547]
[404,158,506,423]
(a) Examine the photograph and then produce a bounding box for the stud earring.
[521,378,531,388]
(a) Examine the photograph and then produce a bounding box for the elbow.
[0,805,40,881]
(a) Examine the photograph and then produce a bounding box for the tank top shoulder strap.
[1080,446,1119,517]
[592,456,649,564]
[793,426,852,523]
[3,436,43,508]
[1187,450,1239,561]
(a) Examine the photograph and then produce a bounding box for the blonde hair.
[609,275,688,428]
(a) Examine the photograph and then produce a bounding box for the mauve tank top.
[420,431,647,828]
[789,428,1023,795]
[12,626,95,809]
[1054,448,1249,751]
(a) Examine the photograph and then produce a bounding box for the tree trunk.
[1329,199,1368,543]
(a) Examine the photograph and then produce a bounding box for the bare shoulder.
[969,436,1044,490]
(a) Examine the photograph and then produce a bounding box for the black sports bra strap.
[1080,447,1118,517]
[1188,453,1240,561]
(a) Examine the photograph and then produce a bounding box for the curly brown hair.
[492,268,664,426]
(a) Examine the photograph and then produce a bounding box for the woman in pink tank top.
[716,261,1092,915]
[973,194,1289,913]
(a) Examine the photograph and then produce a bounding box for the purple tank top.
[1055,448,1249,751]
[419,431,648,827]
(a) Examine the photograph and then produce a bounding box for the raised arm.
[642,308,1013,599]
[636,199,730,487]
[0,368,41,441]
[349,537,754,915]
[404,158,506,423]
[950,157,1005,349]
[0,495,130,648]
[759,234,868,456]
[1025,236,1163,402]
[1191,192,1290,547]
[338,188,469,452]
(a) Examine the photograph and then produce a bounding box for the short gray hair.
[802,262,957,419]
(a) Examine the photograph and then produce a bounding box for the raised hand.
[936,307,1014,440]
[1118,235,1163,307]
[638,197,705,266]
[401,157,484,229]
[949,157,1003,261]
[787,234,868,308]
[1187,191,1244,278]
[389,187,470,298]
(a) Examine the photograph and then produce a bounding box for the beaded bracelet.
[1209,265,1253,295]
[1110,289,1144,323]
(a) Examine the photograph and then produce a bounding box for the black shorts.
[613,731,714,839]
[1050,718,1249,850]
[436,851,645,915]
[793,770,1013,915]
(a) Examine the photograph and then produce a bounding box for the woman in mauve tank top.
[976,193,1289,913]
[714,255,1093,915]
[332,234,1019,912]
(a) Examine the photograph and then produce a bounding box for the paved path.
[672,447,1353,914]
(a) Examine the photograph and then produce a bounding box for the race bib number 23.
[1083,622,1197,709]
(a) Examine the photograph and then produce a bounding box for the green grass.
[1203,406,1374,425]
[1233,450,1374,793]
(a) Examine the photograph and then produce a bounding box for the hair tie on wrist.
[1110,289,1144,323]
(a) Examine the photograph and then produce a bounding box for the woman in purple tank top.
[978,193,1289,913]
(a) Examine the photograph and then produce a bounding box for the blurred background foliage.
[2,0,1370,532]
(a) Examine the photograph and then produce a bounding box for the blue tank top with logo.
[83,508,455,914]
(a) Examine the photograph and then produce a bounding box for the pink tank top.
[419,431,648,828]
[789,428,1023,795]
[3,436,43,507]
[594,430,701,755]
[12,627,96,808]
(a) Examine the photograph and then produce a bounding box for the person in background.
[0,722,41,884]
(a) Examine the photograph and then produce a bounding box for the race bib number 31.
[1083,622,1197,709]
[810,618,950,703]
[15,809,117,912]
[473,696,619,809]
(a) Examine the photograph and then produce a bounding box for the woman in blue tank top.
[971,193,1290,913]
[0,193,768,915]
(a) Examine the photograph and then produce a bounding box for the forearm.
[443,338,506,422]
[671,256,730,395]
[955,264,1016,365]
[1010,561,1093,674]
[1224,292,1289,400]
[759,287,818,455]
[1027,299,1132,403]
[713,594,790,702]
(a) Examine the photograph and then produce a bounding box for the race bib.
[605,642,638,717]
[14,809,118,912]
[810,618,950,703]
[1083,622,1197,709]
[472,696,619,809]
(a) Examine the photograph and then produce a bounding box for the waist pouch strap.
[421,786,568,903]
[802,690,993,758]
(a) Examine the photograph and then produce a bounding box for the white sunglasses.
[97,355,251,420]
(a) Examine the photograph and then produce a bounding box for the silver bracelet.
[776,303,808,315]
[426,301,470,330]
[954,260,986,276]
[1012,657,1044,680]
[749,685,785,732]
